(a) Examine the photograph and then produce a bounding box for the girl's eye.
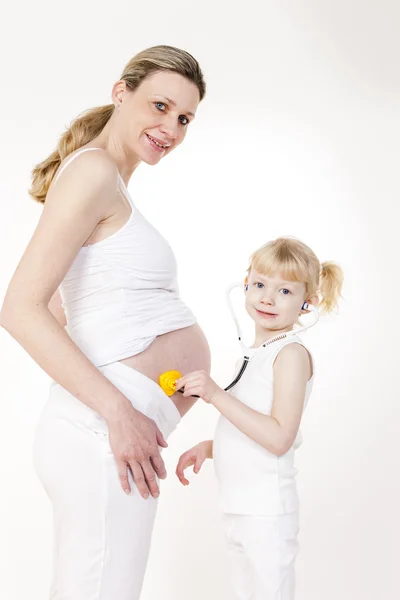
[280,288,291,295]
[255,282,264,289]
[179,115,189,125]
[155,102,166,111]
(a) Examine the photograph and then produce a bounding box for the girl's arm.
[176,440,213,485]
[211,344,311,456]
[175,345,311,457]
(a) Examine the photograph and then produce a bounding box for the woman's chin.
[143,156,163,166]
[139,150,165,166]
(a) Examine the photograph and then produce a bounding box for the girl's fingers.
[176,454,194,482]
[194,454,204,474]
[175,373,201,388]
[182,380,201,395]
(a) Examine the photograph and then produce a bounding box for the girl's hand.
[175,370,222,404]
[175,440,212,485]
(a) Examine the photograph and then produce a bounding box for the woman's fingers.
[140,459,160,498]
[151,453,167,480]
[128,460,151,499]
[108,408,169,498]
[117,460,131,495]
[155,426,168,449]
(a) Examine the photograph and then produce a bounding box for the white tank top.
[54,148,196,367]
[213,335,314,516]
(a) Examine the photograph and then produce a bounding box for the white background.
[0,1,399,599]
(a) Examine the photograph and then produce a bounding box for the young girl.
[175,237,344,600]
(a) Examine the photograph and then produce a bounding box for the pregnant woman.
[0,45,210,600]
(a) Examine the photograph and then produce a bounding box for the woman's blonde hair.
[247,237,344,313]
[29,45,206,204]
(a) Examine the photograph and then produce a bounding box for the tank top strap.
[53,147,104,185]
[264,334,310,365]
[53,146,135,209]
[116,171,135,209]
[269,335,314,380]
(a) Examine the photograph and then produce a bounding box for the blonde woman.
[0,45,210,600]
[176,237,344,600]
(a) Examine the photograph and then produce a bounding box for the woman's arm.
[48,289,67,328]
[211,344,311,455]
[0,150,166,498]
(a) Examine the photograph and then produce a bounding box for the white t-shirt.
[213,335,314,516]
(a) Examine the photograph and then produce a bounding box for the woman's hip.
[36,361,181,441]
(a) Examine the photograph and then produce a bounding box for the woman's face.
[113,70,200,165]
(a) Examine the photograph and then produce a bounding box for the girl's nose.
[261,292,275,305]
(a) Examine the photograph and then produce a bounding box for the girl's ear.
[300,294,319,313]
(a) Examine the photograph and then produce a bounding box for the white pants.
[32,361,181,600]
[223,512,299,600]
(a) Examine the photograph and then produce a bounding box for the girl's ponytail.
[318,261,344,313]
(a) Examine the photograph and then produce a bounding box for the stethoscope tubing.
[176,283,319,398]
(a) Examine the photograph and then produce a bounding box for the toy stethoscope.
[159,282,319,397]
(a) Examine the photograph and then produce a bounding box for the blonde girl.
[176,236,344,600]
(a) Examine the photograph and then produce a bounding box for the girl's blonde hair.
[247,237,344,313]
[29,45,206,204]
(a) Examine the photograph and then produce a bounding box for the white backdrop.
[0,2,399,599]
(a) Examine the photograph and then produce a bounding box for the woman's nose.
[159,116,179,140]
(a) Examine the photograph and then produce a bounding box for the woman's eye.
[155,102,166,111]
[179,115,189,125]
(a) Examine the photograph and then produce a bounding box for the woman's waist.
[119,323,211,385]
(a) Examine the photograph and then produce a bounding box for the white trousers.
[223,512,299,600]
[32,361,181,600]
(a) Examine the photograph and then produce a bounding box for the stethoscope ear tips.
[302,302,317,311]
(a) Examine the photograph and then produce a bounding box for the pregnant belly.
[119,324,211,416]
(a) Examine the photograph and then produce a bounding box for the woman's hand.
[175,440,213,485]
[107,402,168,499]
[175,370,222,404]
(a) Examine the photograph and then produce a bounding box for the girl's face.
[245,269,315,337]
[112,70,200,165]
